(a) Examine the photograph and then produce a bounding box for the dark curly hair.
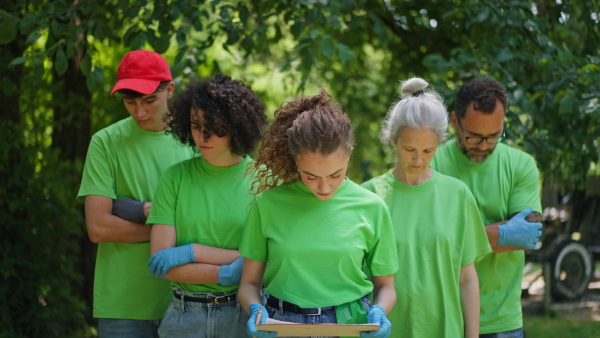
[455,77,507,118]
[166,74,266,156]
[250,89,354,194]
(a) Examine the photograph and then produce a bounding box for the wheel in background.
[547,240,594,301]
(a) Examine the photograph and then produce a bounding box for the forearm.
[485,223,523,253]
[371,275,396,314]
[161,262,221,284]
[238,281,263,314]
[85,196,151,243]
[486,210,542,253]
[460,265,480,338]
[193,244,240,265]
[239,258,267,313]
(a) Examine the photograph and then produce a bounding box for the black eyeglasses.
[456,118,505,145]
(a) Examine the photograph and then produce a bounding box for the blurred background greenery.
[1,0,599,336]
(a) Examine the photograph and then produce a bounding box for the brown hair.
[250,89,354,194]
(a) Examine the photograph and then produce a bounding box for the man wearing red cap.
[77,49,195,337]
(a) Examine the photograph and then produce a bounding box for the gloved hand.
[360,305,391,338]
[148,244,195,277]
[218,256,244,286]
[112,198,147,223]
[247,303,277,338]
[497,208,542,249]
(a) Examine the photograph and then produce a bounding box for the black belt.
[173,291,236,304]
[267,296,335,315]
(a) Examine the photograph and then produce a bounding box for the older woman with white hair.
[362,78,491,338]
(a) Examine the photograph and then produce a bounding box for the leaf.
[477,7,490,23]
[19,13,36,36]
[80,54,91,77]
[0,10,19,44]
[8,56,27,67]
[25,33,42,45]
[291,20,304,38]
[86,67,105,92]
[320,36,334,60]
[66,41,74,58]
[496,49,513,62]
[51,19,66,39]
[153,34,171,54]
[226,28,239,45]
[558,93,575,115]
[337,43,354,65]
[54,46,68,76]
[240,5,249,24]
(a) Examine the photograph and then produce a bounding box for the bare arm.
[371,274,396,314]
[84,195,151,243]
[486,211,541,253]
[238,258,267,314]
[150,224,241,284]
[459,263,480,338]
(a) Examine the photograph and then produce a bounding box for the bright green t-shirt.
[240,179,399,309]
[147,156,254,293]
[77,117,195,320]
[362,170,491,338]
[430,140,542,334]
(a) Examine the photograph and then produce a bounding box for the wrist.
[496,224,507,246]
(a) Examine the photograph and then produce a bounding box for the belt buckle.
[212,295,226,303]
[307,307,321,316]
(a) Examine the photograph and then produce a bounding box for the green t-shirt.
[430,140,542,334]
[239,179,399,309]
[362,171,491,338]
[77,117,195,320]
[147,156,255,293]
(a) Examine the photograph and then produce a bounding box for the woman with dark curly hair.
[146,74,267,337]
[238,89,399,338]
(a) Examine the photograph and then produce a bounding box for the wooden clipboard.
[255,307,380,337]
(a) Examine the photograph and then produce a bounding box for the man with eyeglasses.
[431,77,542,338]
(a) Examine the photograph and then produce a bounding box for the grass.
[524,316,600,338]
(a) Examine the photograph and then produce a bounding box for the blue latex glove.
[147,244,195,277]
[218,256,244,286]
[497,208,542,249]
[360,305,391,338]
[247,303,277,338]
[112,198,146,222]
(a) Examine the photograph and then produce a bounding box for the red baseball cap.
[111,49,172,95]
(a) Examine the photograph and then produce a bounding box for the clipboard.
[255,307,380,337]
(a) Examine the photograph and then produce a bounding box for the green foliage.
[2,0,599,334]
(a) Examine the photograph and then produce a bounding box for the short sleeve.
[507,155,542,215]
[239,200,268,262]
[77,135,116,202]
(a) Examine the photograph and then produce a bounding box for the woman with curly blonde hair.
[238,89,398,338]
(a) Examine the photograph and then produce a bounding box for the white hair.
[380,77,448,144]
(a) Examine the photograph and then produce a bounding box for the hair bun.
[401,77,429,97]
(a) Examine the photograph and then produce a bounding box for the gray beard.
[456,138,494,163]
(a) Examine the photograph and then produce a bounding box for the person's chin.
[314,192,334,200]
[468,151,491,163]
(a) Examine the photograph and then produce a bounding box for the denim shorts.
[158,287,248,338]
[98,318,161,338]
[480,328,524,338]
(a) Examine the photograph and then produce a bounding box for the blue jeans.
[480,328,524,338]
[158,288,247,338]
[266,304,337,338]
[98,318,160,338]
